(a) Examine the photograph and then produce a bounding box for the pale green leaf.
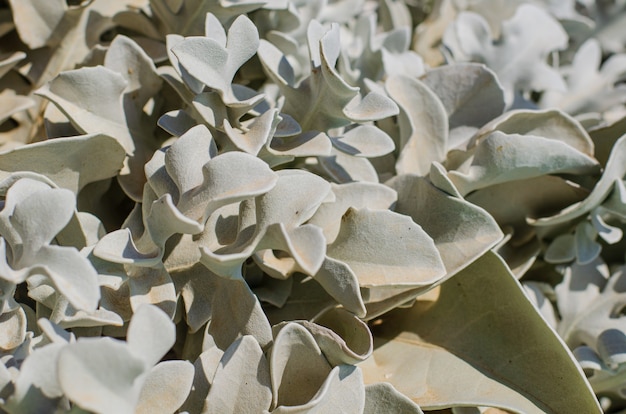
[360,251,602,413]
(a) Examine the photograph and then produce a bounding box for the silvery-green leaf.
[575,221,601,264]
[263,131,331,166]
[8,0,66,49]
[472,109,595,157]
[360,251,602,413]
[523,282,558,329]
[270,322,333,408]
[9,185,74,257]
[591,208,623,244]
[150,0,264,36]
[305,307,372,366]
[127,265,177,318]
[327,208,445,288]
[0,51,25,80]
[0,134,126,194]
[0,90,33,126]
[176,151,278,223]
[443,4,567,105]
[172,14,260,104]
[203,273,273,351]
[421,63,505,130]
[127,304,175,367]
[58,337,147,414]
[330,125,395,158]
[0,306,26,350]
[258,22,398,133]
[202,169,328,277]
[363,382,424,414]
[531,135,626,226]
[104,35,163,113]
[157,109,198,138]
[271,365,364,414]
[544,234,577,264]
[388,175,503,280]
[38,318,74,345]
[540,39,626,115]
[381,32,425,80]
[145,194,204,246]
[447,131,600,196]
[555,259,622,349]
[135,360,194,414]
[204,335,272,413]
[48,294,123,330]
[310,257,361,318]
[466,175,589,244]
[308,181,397,244]
[4,343,64,412]
[93,229,161,266]
[27,245,100,313]
[385,75,448,176]
[36,67,130,150]
[318,149,379,183]
[179,346,224,413]
[224,109,281,155]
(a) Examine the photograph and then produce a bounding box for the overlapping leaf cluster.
[0,0,626,413]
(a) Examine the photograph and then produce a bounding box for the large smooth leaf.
[204,335,272,413]
[421,63,505,130]
[58,337,146,414]
[360,251,602,413]
[447,131,599,196]
[0,134,125,194]
[531,134,626,226]
[326,207,446,288]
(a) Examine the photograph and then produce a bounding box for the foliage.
[1,0,626,413]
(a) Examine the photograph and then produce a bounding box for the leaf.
[0,134,126,194]
[330,125,395,158]
[421,63,505,130]
[135,360,195,414]
[149,0,265,36]
[318,150,379,184]
[37,35,164,202]
[271,365,365,414]
[306,307,373,366]
[176,151,278,223]
[204,335,272,413]
[0,90,33,126]
[447,131,600,196]
[58,337,147,414]
[326,208,446,288]
[5,343,65,412]
[531,134,626,226]
[0,305,26,351]
[127,304,176,367]
[257,21,398,133]
[540,39,626,115]
[172,14,260,104]
[443,4,568,105]
[466,175,589,244]
[270,322,333,408]
[308,181,397,244]
[363,382,424,414]
[8,0,66,49]
[360,251,602,413]
[388,175,503,280]
[385,75,448,176]
[554,258,611,347]
[472,109,595,157]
